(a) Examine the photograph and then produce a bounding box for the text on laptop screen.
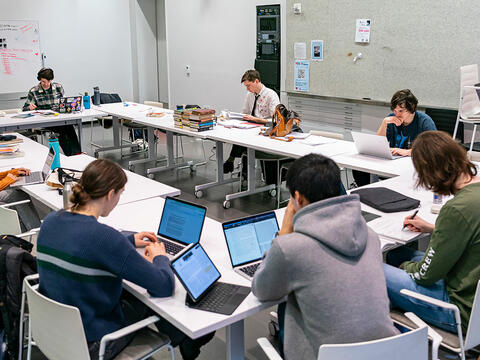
[158,198,206,245]
[223,212,279,267]
[171,244,220,300]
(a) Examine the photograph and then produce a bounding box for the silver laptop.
[155,197,206,258]
[351,131,405,160]
[11,146,55,187]
[222,211,279,280]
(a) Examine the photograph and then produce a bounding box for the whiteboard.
[0,20,42,95]
[286,0,480,109]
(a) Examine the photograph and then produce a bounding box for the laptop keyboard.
[195,282,243,312]
[24,172,43,183]
[239,263,260,277]
[163,240,184,255]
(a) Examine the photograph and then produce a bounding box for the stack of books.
[189,109,215,132]
[173,109,184,129]
[0,137,24,158]
[181,110,192,130]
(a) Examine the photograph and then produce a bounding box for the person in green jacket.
[384,130,480,333]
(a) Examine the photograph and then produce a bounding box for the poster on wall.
[294,60,310,92]
[311,40,323,61]
[355,19,371,43]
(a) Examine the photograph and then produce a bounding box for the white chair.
[257,325,428,360]
[453,64,480,154]
[0,200,40,238]
[22,274,174,360]
[390,281,480,360]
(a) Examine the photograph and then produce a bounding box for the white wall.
[164,0,286,112]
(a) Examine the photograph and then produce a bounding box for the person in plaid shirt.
[22,68,81,155]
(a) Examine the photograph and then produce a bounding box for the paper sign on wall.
[355,19,371,43]
[294,60,309,92]
[294,42,306,59]
[311,40,323,61]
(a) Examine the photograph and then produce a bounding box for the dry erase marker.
[402,209,419,230]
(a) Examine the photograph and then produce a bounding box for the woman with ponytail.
[36,159,212,360]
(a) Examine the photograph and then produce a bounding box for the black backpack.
[0,235,37,360]
[99,93,122,128]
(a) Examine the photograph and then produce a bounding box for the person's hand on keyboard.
[134,231,157,247]
[13,168,31,176]
[144,242,167,262]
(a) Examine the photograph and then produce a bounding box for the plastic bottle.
[48,133,61,170]
[93,86,100,105]
[431,193,443,214]
[83,92,91,109]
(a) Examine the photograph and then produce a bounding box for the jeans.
[0,189,41,232]
[384,246,457,332]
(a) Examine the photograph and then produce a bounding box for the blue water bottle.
[48,133,61,170]
[83,92,91,109]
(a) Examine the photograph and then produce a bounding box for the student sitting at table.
[22,68,82,156]
[223,69,280,177]
[252,154,398,360]
[353,89,437,187]
[36,159,213,360]
[0,167,41,231]
[384,131,480,334]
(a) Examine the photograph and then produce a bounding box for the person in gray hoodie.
[252,154,398,360]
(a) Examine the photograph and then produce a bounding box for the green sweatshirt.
[401,182,480,333]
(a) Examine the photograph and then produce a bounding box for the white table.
[100,197,278,360]
[21,153,180,211]
[0,109,105,152]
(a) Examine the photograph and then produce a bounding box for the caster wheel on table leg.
[148,173,154,179]
[195,190,203,198]
[223,200,231,209]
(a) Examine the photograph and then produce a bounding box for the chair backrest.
[24,277,91,360]
[460,64,480,117]
[317,327,428,360]
[0,206,22,235]
[425,108,463,142]
[464,280,480,350]
[144,100,163,108]
[309,130,344,140]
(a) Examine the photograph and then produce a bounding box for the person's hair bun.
[70,183,89,210]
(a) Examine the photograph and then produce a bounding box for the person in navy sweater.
[37,159,213,359]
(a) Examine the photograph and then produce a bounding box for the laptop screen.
[157,197,206,245]
[171,243,220,301]
[223,211,279,267]
[41,146,55,178]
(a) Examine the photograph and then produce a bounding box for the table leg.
[194,141,239,196]
[127,126,167,171]
[224,147,275,204]
[226,320,244,360]
[90,115,137,156]
[76,119,83,152]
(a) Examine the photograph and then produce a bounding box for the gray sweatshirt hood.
[292,194,367,257]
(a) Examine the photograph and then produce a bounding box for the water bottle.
[93,86,100,106]
[83,92,91,109]
[63,180,72,209]
[48,133,61,170]
[431,193,443,214]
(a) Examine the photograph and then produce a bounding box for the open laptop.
[171,243,250,315]
[10,146,55,187]
[222,211,279,280]
[155,197,207,257]
[351,131,406,160]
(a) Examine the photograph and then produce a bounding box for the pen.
[402,209,419,230]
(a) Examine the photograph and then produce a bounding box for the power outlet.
[185,65,191,77]
[293,3,302,14]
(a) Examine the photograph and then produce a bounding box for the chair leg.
[168,344,175,360]
[26,317,32,360]
[469,124,477,155]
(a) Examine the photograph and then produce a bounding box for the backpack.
[0,235,37,360]
[99,93,122,129]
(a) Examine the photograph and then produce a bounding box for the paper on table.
[227,111,247,120]
[299,135,336,146]
[282,132,310,140]
[368,217,418,243]
[217,119,259,129]
[380,237,398,252]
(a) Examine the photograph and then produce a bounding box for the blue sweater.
[37,211,175,342]
[386,111,437,149]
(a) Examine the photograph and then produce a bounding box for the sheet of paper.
[368,217,418,243]
[294,60,310,92]
[227,111,247,120]
[282,132,310,140]
[299,135,337,146]
[294,42,306,59]
[355,19,371,43]
[380,237,398,252]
